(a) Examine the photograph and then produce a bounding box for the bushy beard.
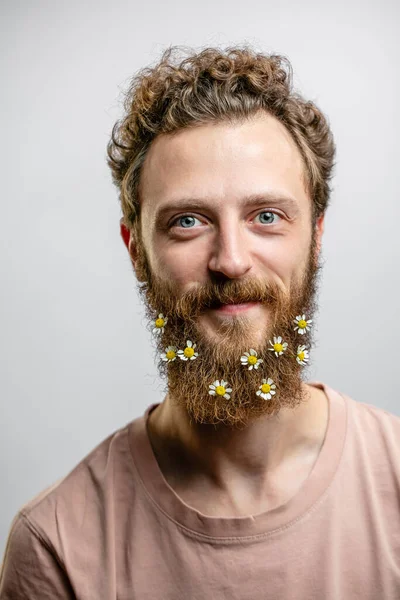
[135,234,321,429]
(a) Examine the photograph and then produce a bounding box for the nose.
[208,221,252,279]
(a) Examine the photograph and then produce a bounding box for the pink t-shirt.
[1,382,400,599]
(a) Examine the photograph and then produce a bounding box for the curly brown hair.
[107,46,335,231]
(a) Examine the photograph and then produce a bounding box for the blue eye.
[176,216,201,228]
[255,211,280,225]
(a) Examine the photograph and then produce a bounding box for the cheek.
[148,242,208,289]
[256,236,308,286]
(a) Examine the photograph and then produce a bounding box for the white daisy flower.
[177,340,199,361]
[153,313,168,335]
[268,336,288,357]
[296,345,310,366]
[161,346,177,362]
[240,348,263,370]
[293,314,312,335]
[256,378,277,401]
[208,379,232,400]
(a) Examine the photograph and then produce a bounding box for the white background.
[1,0,399,556]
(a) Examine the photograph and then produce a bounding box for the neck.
[146,383,329,515]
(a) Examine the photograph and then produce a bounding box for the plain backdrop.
[1,0,399,557]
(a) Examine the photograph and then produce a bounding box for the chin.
[196,313,270,350]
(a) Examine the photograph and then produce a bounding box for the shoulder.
[344,391,400,444]
[332,387,400,484]
[6,416,143,565]
[315,380,400,440]
[312,381,400,472]
[1,414,150,596]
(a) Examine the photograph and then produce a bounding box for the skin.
[122,112,329,516]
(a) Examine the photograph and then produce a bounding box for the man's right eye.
[173,216,202,228]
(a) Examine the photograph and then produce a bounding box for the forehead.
[139,112,310,214]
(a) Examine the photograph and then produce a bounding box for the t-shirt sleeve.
[0,512,75,600]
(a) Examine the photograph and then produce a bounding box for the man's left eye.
[254,212,281,225]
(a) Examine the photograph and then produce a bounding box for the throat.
[146,384,328,518]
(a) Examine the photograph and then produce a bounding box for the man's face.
[126,112,324,427]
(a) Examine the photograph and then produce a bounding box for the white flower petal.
[209,390,216,396]
[224,393,231,400]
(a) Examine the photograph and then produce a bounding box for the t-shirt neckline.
[128,382,347,540]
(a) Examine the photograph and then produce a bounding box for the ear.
[313,214,325,259]
[120,220,138,264]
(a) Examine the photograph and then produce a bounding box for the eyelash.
[171,211,281,229]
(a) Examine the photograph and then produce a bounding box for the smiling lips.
[211,301,260,315]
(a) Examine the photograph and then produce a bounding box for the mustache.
[178,280,279,311]
[142,276,284,320]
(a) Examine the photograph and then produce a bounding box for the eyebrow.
[154,192,300,226]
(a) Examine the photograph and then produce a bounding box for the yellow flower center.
[273,343,283,353]
[248,355,258,365]
[261,383,271,394]
[166,350,176,360]
[298,320,307,329]
[298,351,305,361]
[184,347,195,358]
[155,318,165,328]
[215,385,226,396]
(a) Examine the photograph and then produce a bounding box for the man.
[1,46,399,599]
